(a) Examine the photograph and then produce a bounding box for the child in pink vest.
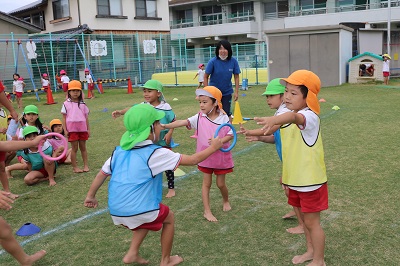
[162,86,233,222]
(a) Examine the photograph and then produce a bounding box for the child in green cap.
[112,79,178,198]
[85,104,223,265]
[238,78,304,234]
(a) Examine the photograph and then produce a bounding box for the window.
[52,0,70,20]
[176,9,193,23]
[231,2,254,17]
[136,0,157,17]
[97,0,122,16]
[264,1,288,18]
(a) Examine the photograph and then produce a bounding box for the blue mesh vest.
[109,144,162,217]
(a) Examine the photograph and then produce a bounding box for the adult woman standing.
[204,40,241,117]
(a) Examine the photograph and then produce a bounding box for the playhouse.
[348,52,383,83]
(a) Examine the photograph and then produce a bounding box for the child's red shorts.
[68,132,89,142]
[133,204,169,231]
[288,183,328,213]
[198,165,233,175]
[62,83,68,92]
[383,71,390,77]
[88,83,94,90]
[15,92,23,98]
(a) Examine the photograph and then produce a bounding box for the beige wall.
[43,0,170,33]
[0,20,30,35]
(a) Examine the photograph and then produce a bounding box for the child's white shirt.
[13,80,24,92]
[61,76,70,84]
[41,78,50,86]
[85,74,93,84]
[383,60,390,72]
[197,69,205,82]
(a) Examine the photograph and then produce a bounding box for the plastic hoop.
[38,133,68,161]
[214,123,237,152]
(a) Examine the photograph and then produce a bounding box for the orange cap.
[49,119,62,129]
[195,86,223,112]
[280,70,321,114]
[68,80,82,91]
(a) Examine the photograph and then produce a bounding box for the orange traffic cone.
[232,101,245,125]
[97,79,104,94]
[44,85,57,105]
[97,80,103,94]
[127,77,133,94]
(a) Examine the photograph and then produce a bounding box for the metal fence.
[0,32,267,91]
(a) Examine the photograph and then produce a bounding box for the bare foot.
[204,212,218,222]
[73,167,83,173]
[223,202,231,212]
[49,180,57,186]
[160,255,184,266]
[292,252,313,265]
[83,166,90,172]
[282,210,296,219]
[5,167,13,179]
[122,253,149,264]
[21,250,46,266]
[286,224,304,234]
[165,189,176,198]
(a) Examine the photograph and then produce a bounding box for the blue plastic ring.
[214,123,237,152]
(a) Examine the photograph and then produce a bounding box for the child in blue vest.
[112,80,177,198]
[255,70,328,266]
[85,104,223,265]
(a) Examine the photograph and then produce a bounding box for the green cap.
[22,126,39,138]
[120,104,165,150]
[142,79,165,102]
[262,78,285,96]
[23,105,39,115]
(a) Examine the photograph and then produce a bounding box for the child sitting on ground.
[20,126,57,186]
[47,119,71,164]
[84,104,223,265]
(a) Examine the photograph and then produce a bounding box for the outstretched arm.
[84,171,109,208]
[255,112,304,135]
[112,107,131,119]
[180,136,223,165]
[0,135,47,152]
[162,119,189,129]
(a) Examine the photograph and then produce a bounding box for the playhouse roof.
[348,52,383,62]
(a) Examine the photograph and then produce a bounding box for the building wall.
[266,26,353,87]
[42,0,170,33]
[0,20,30,34]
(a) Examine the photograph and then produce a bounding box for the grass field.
[0,80,399,266]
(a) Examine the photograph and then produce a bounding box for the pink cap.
[42,73,48,77]
[60,70,66,75]
[198,63,204,69]
[84,68,89,72]
[18,77,24,81]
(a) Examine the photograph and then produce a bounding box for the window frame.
[135,0,160,20]
[52,0,70,21]
[96,0,127,18]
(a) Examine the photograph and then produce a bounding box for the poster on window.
[143,40,157,54]
[90,40,107,56]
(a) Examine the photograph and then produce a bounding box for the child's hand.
[43,125,50,131]
[84,197,98,208]
[112,110,122,119]
[254,116,274,135]
[31,135,47,147]
[9,110,18,121]
[237,123,248,135]
[209,136,223,150]
[0,191,14,210]
[164,134,172,145]
[0,127,6,134]
[160,124,166,130]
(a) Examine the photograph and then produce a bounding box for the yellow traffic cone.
[232,101,246,125]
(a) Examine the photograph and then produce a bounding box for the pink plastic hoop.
[38,133,68,161]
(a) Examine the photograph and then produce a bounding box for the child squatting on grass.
[238,78,305,234]
[112,79,177,198]
[84,104,223,265]
[161,86,234,222]
[254,70,328,266]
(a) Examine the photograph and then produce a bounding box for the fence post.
[255,55,259,85]
[173,59,178,86]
